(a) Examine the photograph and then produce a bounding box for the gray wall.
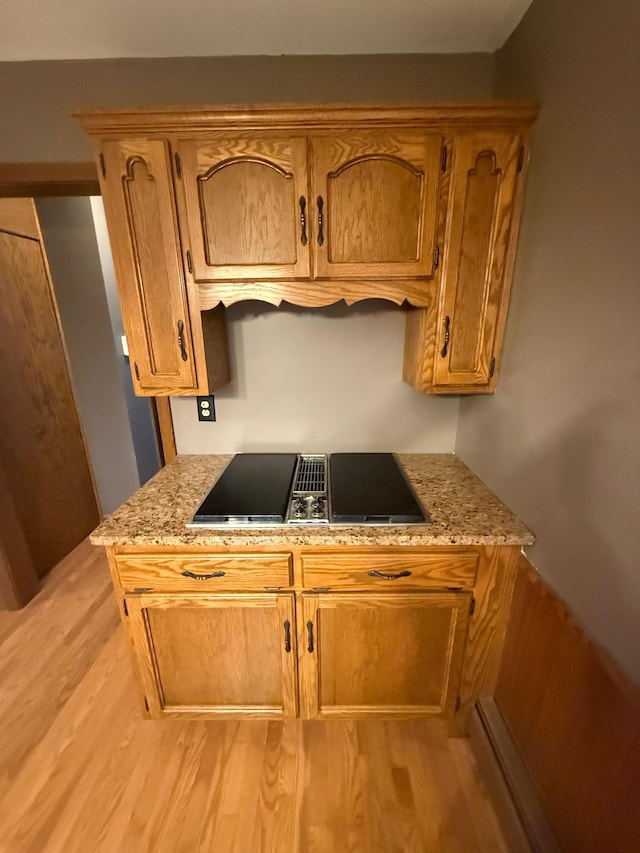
[0,54,494,161]
[36,197,141,513]
[455,0,640,681]
[171,302,459,454]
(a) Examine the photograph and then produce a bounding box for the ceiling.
[1,0,533,62]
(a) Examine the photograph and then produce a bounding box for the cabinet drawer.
[301,551,478,590]
[115,553,293,592]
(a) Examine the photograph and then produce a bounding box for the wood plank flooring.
[0,540,508,852]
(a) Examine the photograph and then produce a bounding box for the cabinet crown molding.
[74,100,539,135]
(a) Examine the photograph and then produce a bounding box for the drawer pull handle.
[367,570,413,580]
[307,620,315,653]
[177,320,188,362]
[283,620,292,653]
[180,570,226,580]
[317,196,325,246]
[441,316,451,358]
[299,196,308,246]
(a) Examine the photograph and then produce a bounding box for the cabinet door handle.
[180,570,226,580]
[299,196,308,246]
[283,620,292,653]
[441,316,451,358]
[307,620,315,653]
[177,320,188,362]
[367,570,413,580]
[317,196,324,246]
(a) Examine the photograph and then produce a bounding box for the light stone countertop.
[90,454,534,548]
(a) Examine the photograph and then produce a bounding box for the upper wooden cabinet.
[177,135,311,282]
[403,128,532,394]
[96,139,230,396]
[311,131,442,280]
[77,103,536,395]
[434,131,525,390]
[99,139,198,393]
[176,130,442,288]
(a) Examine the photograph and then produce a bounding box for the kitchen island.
[91,454,533,734]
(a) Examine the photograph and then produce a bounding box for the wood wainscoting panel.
[494,555,640,853]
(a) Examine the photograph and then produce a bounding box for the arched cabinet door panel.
[177,136,311,282]
[433,131,524,390]
[98,139,198,394]
[311,132,444,280]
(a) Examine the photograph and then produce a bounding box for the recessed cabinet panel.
[327,158,422,263]
[312,132,443,280]
[300,592,470,719]
[128,593,297,718]
[434,132,522,388]
[301,550,479,590]
[99,140,197,392]
[178,136,311,281]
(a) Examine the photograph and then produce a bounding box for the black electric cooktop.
[191,452,427,526]
[329,453,425,524]
[192,453,298,523]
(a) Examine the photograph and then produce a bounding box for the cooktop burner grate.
[293,455,326,493]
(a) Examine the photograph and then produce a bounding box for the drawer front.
[301,551,478,590]
[116,553,293,592]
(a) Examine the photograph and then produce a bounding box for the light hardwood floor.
[0,540,508,852]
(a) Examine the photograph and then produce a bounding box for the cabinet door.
[433,132,524,389]
[311,132,443,280]
[126,593,298,718]
[299,592,470,719]
[98,139,198,393]
[177,136,311,282]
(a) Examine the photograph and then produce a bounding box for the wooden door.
[98,139,198,394]
[299,592,470,719]
[311,131,443,280]
[0,199,100,582]
[177,136,311,282]
[126,592,298,718]
[433,131,524,388]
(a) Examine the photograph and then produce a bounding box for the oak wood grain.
[75,100,539,134]
[455,544,520,734]
[0,539,510,852]
[0,163,100,198]
[0,220,100,578]
[127,592,297,718]
[433,132,524,390]
[98,138,198,394]
[0,197,40,239]
[312,131,441,282]
[299,591,470,720]
[301,549,479,590]
[0,459,39,609]
[178,135,311,282]
[115,552,293,592]
[197,277,434,308]
[495,556,640,853]
[77,103,536,396]
[151,397,176,465]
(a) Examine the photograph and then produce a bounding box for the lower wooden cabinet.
[299,592,471,719]
[126,592,298,718]
[110,544,520,728]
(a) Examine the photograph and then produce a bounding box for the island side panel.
[105,545,154,718]
[452,544,520,735]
